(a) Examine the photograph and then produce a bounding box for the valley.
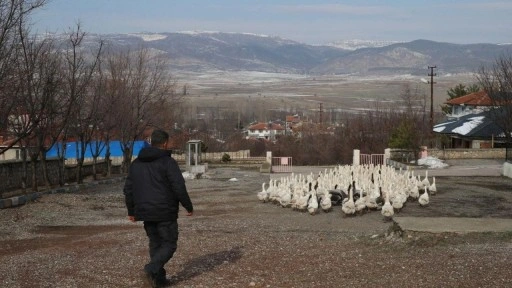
[178,71,476,120]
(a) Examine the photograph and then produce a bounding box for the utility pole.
[319,103,323,126]
[428,66,437,131]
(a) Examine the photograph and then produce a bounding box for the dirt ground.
[1,165,512,287]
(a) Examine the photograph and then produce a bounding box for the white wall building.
[246,122,285,140]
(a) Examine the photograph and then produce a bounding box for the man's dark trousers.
[143,220,179,283]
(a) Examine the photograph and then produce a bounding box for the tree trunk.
[75,142,80,183]
[76,141,87,184]
[92,156,98,180]
[30,156,38,192]
[105,138,111,177]
[59,142,68,186]
[121,144,133,173]
[40,151,51,189]
[20,147,27,193]
[105,146,111,177]
[77,158,84,184]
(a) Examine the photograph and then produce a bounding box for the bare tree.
[87,57,108,180]
[4,4,52,191]
[15,24,63,192]
[61,23,104,184]
[476,55,512,144]
[100,75,126,176]
[0,0,47,154]
[106,46,179,172]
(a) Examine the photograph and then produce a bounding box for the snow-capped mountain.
[55,31,512,75]
[327,39,403,51]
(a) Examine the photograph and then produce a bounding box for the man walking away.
[124,129,194,287]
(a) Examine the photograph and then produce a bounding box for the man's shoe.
[156,278,172,287]
[143,270,158,288]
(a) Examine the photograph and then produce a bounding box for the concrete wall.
[427,148,505,159]
[389,148,506,161]
[80,150,254,165]
[0,158,113,195]
[173,150,252,162]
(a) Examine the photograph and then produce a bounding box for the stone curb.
[0,176,126,209]
[394,216,512,233]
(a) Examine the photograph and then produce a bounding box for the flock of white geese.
[257,164,437,219]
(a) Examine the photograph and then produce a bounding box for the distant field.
[177,71,476,119]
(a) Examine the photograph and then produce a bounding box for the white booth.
[186,140,207,174]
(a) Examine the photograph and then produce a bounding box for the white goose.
[320,191,332,212]
[267,179,279,202]
[295,192,310,212]
[381,190,394,219]
[409,181,420,200]
[419,186,429,206]
[421,170,431,189]
[354,184,367,214]
[428,177,437,195]
[365,184,380,210]
[257,182,269,202]
[317,184,333,212]
[279,188,292,208]
[390,184,407,213]
[307,190,319,215]
[290,184,304,209]
[341,184,356,216]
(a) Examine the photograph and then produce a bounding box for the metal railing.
[360,154,385,165]
[271,157,293,173]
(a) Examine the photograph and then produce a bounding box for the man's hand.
[186,211,193,216]
[128,216,136,222]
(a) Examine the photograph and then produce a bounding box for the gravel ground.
[1,166,512,288]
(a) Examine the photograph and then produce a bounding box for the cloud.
[276,4,395,16]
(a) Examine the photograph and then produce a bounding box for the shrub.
[221,153,231,163]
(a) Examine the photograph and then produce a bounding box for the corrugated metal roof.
[433,112,505,138]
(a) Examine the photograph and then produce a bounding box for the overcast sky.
[31,0,512,45]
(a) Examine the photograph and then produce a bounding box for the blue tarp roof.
[46,140,148,159]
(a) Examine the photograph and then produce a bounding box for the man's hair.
[150,129,169,147]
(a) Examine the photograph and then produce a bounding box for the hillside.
[78,32,512,75]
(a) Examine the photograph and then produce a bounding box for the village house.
[445,90,492,118]
[246,122,285,140]
[434,90,509,148]
[0,136,22,161]
[285,114,301,135]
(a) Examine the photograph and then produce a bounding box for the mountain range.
[86,31,512,75]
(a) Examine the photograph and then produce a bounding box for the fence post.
[353,149,360,166]
[384,148,391,165]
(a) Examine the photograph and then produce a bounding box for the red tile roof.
[248,122,285,130]
[286,115,300,123]
[0,137,19,147]
[445,90,492,106]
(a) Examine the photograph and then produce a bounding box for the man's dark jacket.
[124,147,193,222]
